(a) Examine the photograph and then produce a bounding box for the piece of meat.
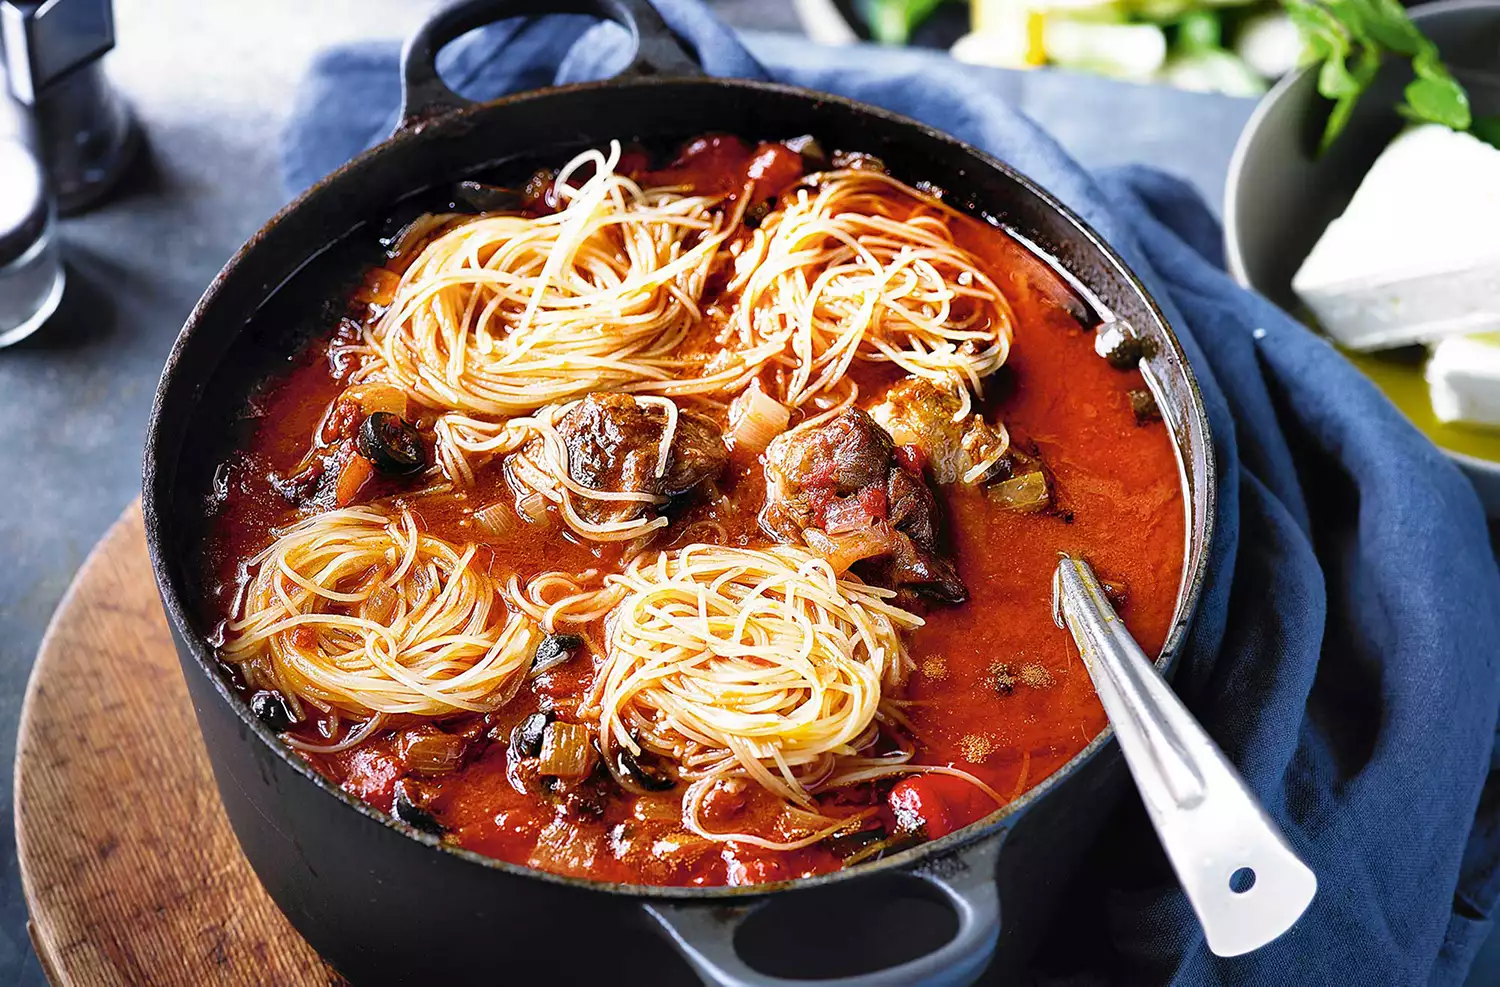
[554,394,727,525]
[760,409,966,603]
[558,394,661,502]
[765,407,893,506]
[660,412,728,498]
[885,467,938,547]
[868,376,1011,486]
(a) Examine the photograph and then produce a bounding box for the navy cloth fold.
[281,6,1500,983]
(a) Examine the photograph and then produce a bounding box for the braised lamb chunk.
[659,413,729,497]
[559,393,664,498]
[871,376,1052,513]
[760,409,966,603]
[553,394,728,524]
[869,376,1011,485]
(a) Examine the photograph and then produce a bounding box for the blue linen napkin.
[281,5,1500,983]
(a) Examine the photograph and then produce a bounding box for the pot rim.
[143,73,1216,901]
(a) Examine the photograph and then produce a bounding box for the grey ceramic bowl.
[1224,0,1500,513]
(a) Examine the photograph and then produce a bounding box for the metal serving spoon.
[1052,555,1317,957]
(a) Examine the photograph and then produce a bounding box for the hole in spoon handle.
[1053,557,1317,957]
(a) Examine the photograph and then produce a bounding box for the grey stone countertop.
[0,0,1256,983]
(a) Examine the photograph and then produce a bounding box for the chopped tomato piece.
[888,776,957,839]
[673,133,752,170]
[724,847,790,886]
[641,134,755,196]
[615,146,650,177]
[889,775,999,839]
[335,454,375,506]
[700,778,750,828]
[320,398,361,444]
[342,747,402,804]
[744,142,805,202]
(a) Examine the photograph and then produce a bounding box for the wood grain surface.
[14,503,340,986]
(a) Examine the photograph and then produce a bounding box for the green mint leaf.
[1322,91,1364,154]
[1325,0,1375,47]
[1356,0,1425,54]
[1285,0,1348,61]
[1317,39,1380,150]
[1403,75,1473,130]
[1318,54,1360,99]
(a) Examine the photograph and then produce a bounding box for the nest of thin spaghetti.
[220,507,539,722]
[355,144,749,484]
[727,168,1016,417]
[589,544,933,849]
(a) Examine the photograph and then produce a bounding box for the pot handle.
[643,837,1002,987]
[399,0,705,131]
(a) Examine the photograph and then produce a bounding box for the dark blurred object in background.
[1,0,136,214]
[0,111,61,348]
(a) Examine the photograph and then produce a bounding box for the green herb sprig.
[1284,0,1496,152]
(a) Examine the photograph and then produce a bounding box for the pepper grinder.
[2,0,136,214]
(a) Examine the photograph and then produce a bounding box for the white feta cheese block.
[1427,335,1500,428]
[1291,124,1500,352]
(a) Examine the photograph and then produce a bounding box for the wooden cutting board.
[14,502,341,986]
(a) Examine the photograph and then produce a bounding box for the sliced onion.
[823,496,874,535]
[728,384,790,455]
[399,727,466,776]
[528,816,598,875]
[472,501,521,538]
[988,471,1049,513]
[516,493,552,525]
[365,584,399,624]
[538,721,597,780]
[342,382,409,420]
[803,526,894,573]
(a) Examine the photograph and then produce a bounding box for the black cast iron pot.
[142,1,1216,983]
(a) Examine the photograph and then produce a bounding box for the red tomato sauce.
[198,136,1184,887]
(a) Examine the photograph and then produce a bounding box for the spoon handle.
[1052,556,1317,957]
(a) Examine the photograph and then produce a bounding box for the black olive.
[1094,320,1153,370]
[559,776,611,819]
[824,827,886,861]
[842,829,924,867]
[745,199,772,228]
[452,180,522,214]
[249,690,294,732]
[392,789,445,835]
[530,633,584,677]
[510,712,551,758]
[615,747,676,792]
[1128,388,1161,425]
[357,412,425,476]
